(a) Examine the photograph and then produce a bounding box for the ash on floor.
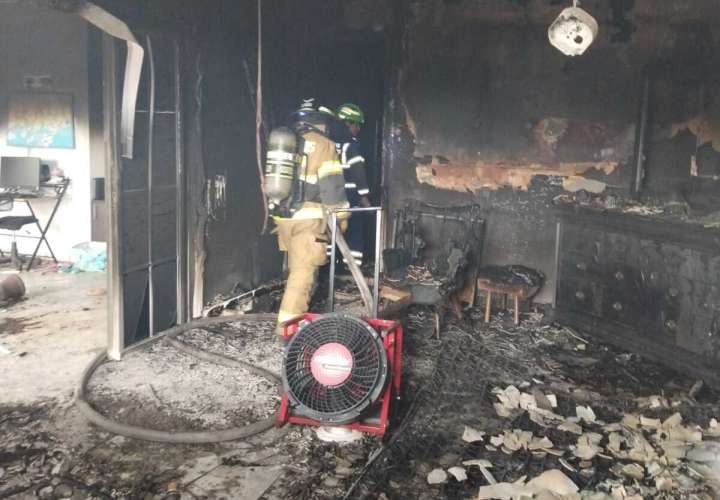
[87,320,282,431]
[347,307,720,500]
[3,305,720,499]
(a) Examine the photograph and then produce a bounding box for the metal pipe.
[327,207,383,316]
[104,34,124,360]
[631,70,651,198]
[553,221,562,310]
[333,207,381,213]
[328,212,337,312]
[174,40,187,324]
[373,209,382,317]
[146,35,156,337]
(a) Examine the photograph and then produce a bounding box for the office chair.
[0,199,38,270]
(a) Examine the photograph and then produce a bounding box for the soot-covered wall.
[192,3,283,303]
[92,0,391,307]
[93,0,284,305]
[383,0,720,303]
[196,0,390,302]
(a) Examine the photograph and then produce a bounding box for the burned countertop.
[554,202,720,251]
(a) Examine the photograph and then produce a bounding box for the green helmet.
[336,103,365,124]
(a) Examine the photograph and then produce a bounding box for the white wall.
[0,4,92,262]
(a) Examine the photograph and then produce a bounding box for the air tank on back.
[264,127,299,213]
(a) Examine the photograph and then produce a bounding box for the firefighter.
[271,102,349,338]
[336,103,371,269]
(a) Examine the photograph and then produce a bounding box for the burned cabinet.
[555,206,720,380]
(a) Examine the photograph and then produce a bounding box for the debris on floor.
[4,297,720,499]
[347,307,720,500]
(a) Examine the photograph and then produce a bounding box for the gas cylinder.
[265,127,299,214]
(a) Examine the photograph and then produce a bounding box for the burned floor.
[3,296,720,499]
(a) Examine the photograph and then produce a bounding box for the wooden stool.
[476,279,533,325]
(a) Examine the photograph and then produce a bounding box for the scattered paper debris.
[574,433,603,460]
[427,468,447,485]
[640,415,661,430]
[622,414,640,428]
[619,463,645,480]
[462,426,486,443]
[477,470,578,500]
[528,436,554,451]
[477,480,526,500]
[576,405,597,423]
[558,421,583,435]
[637,395,669,409]
[462,459,493,468]
[447,466,467,482]
[526,469,579,495]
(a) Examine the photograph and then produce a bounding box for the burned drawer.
[641,305,685,342]
[557,277,603,317]
[695,283,720,315]
[660,244,707,283]
[691,312,720,360]
[637,239,664,271]
[605,232,641,267]
[561,225,604,258]
[601,291,641,328]
[560,252,603,280]
[604,263,643,290]
[639,280,695,341]
[706,254,720,281]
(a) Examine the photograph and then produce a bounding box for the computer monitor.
[0,157,41,190]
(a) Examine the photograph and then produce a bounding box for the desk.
[0,179,70,270]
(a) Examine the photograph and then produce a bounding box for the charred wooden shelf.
[554,204,720,386]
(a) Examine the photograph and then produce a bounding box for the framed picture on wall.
[7,91,75,149]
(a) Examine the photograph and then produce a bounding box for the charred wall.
[92,0,283,304]
[91,0,393,306]
[383,0,720,303]
[192,3,282,302]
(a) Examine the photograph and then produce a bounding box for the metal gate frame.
[99,17,188,359]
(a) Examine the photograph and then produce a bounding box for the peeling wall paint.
[416,161,617,192]
[562,176,608,194]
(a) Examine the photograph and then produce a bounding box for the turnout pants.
[275,218,328,330]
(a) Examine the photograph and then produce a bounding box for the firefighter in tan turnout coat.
[265,102,349,337]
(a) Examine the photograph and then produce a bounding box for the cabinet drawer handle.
[614,271,624,281]
[665,319,677,331]
[575,291,586,300]
[576,262,588,271]
[613,302,623,311]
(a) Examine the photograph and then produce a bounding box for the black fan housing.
[282,314,388,424]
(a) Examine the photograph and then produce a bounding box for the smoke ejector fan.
[277,313,404,435]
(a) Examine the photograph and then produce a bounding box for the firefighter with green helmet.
[335,103,371,269]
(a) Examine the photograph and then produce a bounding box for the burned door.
[108,34,186,353]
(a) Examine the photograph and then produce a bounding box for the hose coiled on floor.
[75,314,281,443]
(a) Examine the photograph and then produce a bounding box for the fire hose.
[75,314,282,444]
